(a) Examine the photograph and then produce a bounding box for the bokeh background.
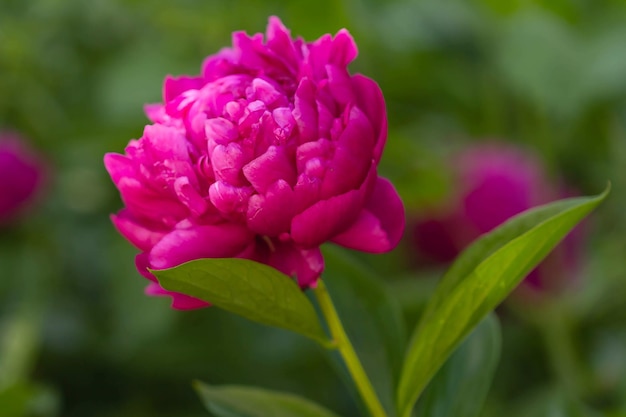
[2,0,626,416]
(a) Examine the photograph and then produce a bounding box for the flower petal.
[145,282,210,310]
[351,75,387,162]
[111,210,166,251]
[268,244,324,288]
[332,177,404,253]
[291,166,376,247]
[320,106,375,198]
[148,223,254,269]
[243,145,296,193]
[246,179,294,236]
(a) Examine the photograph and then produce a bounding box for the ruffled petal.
[246,179,294,236]
[243,145,296,193]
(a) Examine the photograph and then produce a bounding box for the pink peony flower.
[412,144,581,295]
[0,132,45,225]
[105,17,405,309]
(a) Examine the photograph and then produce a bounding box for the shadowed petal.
[145,282,210,310]
[268,244,324,288]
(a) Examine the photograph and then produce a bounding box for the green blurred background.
[2,0,626,416]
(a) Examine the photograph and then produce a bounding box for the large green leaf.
[194,382,342,417]
[397,187,609,417]
[321,245,406,417]
[152,258,329,345]
[416,314,501,417]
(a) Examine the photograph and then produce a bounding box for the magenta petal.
[111,210,166,251]
[268,244,324,288]
[116,177,187,225]
[292,78,318,144]
[141,124,193,166]
[145,282,210,310]
[104,153,135,187]
[320,106,375,198]
[149,223,253,269]
[329,29,358,68]
[163,75,204,102]
[333,177,404,252]
[247,179,294,236]
[243,145,296,193]
[326,64,354,107]
[173,177,208,217]
[144,104,171,124]
[208,181,253,215]
[331,210,389,252]
[211,142,246,184]
[291,187,364,248]
[351,75,387,162]
[266,16,300,73]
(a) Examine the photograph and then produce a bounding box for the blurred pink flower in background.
[412,143,582,296]
[0,131,45,226]
[105,17,404,309]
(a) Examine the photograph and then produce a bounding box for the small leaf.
[152,258,329,345]
[397,186,609,417]
[416,314,501,417]
[194,382,342,417]
[322,245,406,417]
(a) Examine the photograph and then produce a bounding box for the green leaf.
[0,382,59,417]
[511,386,603,417]
[152,258,329,345]
[321,245,406,417]
[416,314,501,417]
[194,382,342,417]
[397,186,609,417]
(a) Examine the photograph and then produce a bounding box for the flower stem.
[313,281,388,417]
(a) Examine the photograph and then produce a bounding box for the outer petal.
[111,210,166,251]
[163,75,204,102]
[116,176,187,226]
[266,16,300,74]
[291,166,376,248]
[145,282,210,310]
[332,177,405,253]
[148,223,254,269]
[320,106,375,198]
[351,75,387,162]
[268,244,324,288]
[104,153,136,187]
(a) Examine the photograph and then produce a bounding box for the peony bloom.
[0,132,45,226]
[105,17,405,309]
[413,144,581,295]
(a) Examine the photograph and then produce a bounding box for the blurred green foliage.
[1,0,626,416]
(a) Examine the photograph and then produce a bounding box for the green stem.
[314,281,388,417]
